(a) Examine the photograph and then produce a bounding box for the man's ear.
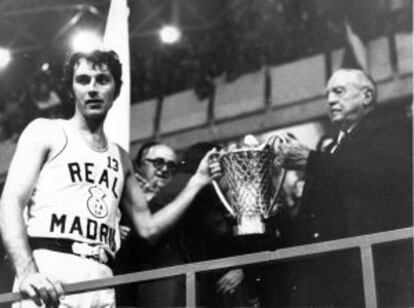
[362,88,374,107]
[133,159,143,173]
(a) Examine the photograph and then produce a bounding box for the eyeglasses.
[145,158,177,172]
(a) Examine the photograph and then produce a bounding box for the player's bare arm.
[0,118,65,306]
[120,148,221,242]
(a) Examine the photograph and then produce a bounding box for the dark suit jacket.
[281,106,413,307]
[294,107,412,244]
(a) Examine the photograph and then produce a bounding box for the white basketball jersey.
[26,120,125,256]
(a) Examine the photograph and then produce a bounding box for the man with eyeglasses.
[115,141,179,306]
[133,141,178,201]
[116,142,178,241]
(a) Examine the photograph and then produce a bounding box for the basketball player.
[0,50,221,307]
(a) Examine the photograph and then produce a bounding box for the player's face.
[142,145,177,189]
[72,58,116,120]
[326,71,366,129]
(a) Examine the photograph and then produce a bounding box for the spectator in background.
[119,142,258,307]
[29,80,62,119]
[269,68,413,306]
[3,90,33,142]
[177,142,255,307]
[133,141,178,201]
[115,141,179,306]
[280,170,305,220]
[116,141,179,242]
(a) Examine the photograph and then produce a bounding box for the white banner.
[103,0,131,152]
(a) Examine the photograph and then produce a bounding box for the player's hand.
[194,148,222,185]
[216,269,244,295]
[18,272,65,307]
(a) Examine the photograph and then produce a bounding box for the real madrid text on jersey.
[68,160,120,199]
[26,120,125,256]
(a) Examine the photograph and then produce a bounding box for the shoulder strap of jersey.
[44,119,68,164]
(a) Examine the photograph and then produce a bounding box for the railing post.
[186,271,196,307]
[360,244,378,308]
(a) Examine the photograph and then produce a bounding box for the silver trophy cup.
[213,140,286,235]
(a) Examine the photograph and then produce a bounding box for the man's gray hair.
[336,68,377,103]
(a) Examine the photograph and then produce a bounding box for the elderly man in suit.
[269,69,412,306]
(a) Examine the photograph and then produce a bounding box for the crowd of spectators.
[130,0,412,102]
[0,69,71,142]
[0,0,410,142]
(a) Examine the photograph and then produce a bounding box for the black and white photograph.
[0,0,412,307]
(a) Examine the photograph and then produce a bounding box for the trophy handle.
[264,134,287,218]
[265,168,287,218]
[212,180,236,217]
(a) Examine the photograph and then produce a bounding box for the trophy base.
[235,215,265,235]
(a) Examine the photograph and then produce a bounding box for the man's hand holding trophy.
[212,134,286,235]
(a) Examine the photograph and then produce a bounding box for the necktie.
[330,131,347,153]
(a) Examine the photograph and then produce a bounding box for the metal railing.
[0,227,413,307]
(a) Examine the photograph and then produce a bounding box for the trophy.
[212,135,286,235]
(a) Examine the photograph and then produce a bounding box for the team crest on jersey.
[87,186,108,218]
